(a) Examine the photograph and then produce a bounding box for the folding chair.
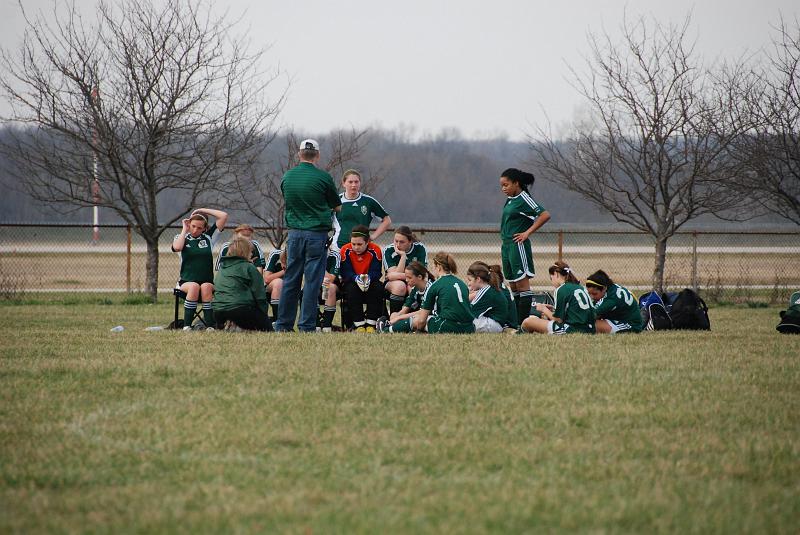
[169,284,207,329]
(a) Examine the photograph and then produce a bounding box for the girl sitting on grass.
[466,262,511,333]
[412,253,475,334]
[585,269,643,334]
[521,261,595,335]
[377,261,434,333]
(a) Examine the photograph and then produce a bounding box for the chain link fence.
[1,223,798,303]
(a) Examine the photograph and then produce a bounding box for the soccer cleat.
[205,326,215,332]
[375,316,389,333]
[322,327,332,333]
[182,325,192,331]
[354,326,367,333]
[364,325,376,333]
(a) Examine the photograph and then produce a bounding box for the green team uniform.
[265,249,283,273]
[551,282,596,334]
[592,283,643,333]
[281,163,341,231]
[387,281,433,333]
[422,274,475,334]
[326,249,341,276]
[215,239,266,271]
[333,193,389,248]
[471,285,512,327]
[500,191,546,282]
[174,223,217,284]
[383,242,428,272]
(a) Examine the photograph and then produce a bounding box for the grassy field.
[1,297,799,533]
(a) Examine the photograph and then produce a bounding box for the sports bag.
[669,288,711,330]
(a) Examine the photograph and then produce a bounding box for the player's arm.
[192,207,228,231]
[171,218,190,252]
[413,308,431,332]
[513,210,550,243]
[370,215,392,242]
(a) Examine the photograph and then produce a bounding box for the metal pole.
[91,86,100,244]
[691,231,698,293]
[558,230,563,262]
[126,224,132,293]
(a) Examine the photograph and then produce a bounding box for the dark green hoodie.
[213,256,268,314]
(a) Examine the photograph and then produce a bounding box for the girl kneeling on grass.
[585,270,643,334]
[340,225,384,332]
[213,237,272,331]
[378,261,434,333]
[521,261,595,335]
[412,253,475,334]
[466,262,512,333]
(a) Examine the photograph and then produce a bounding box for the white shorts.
[473,316,503,333]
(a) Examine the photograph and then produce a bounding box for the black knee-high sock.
[517,291,533,322]
[202,302,214,326]
[183,300,197,327]
[270,299,280,321]
[388,294,405,314]
[322,306,336,328]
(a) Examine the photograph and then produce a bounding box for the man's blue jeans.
[274,229,328,332]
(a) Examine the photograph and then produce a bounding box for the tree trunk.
[145,238,160,303]
[652,237,668,295]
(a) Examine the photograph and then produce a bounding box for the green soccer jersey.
[333,193,389,248]
[593,283,643,331]
[383,242,428,272]
[281,162,341,231]
[403,280,433,312]
[265,249,283,273]
[500,191,546,241]
[471,285,512,326]
[215,239,266,271]
[326,249,341,276]
[553,282,596,333]
[422,274,475,324]
[174,224,217,283]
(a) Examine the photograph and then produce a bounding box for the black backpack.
[669,289,711,330]
[776,291,800,334]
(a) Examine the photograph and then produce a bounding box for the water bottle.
[110,325,124,333]
[144,326,164,332]
[321,281,329,301]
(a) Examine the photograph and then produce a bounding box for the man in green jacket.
[213,237,271,331]
[274,139,342,332]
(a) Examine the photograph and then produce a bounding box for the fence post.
[558,230,563,262]
[126,224,132,293]
[691,231,698,293]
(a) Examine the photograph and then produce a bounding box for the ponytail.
[467,262,500,290]
[501,168,535,193]
[548,260,579,284]
[432,252,457,274]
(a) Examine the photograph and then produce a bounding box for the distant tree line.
[0,0,796,299]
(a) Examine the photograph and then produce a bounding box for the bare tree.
[530,15,746,293]
[722,18,800,225]
[226,128,388,248]
[0,0,282,300]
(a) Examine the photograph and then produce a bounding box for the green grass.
[1,301,799,533]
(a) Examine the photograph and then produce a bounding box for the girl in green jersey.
[521,261,595,335]
[413,253,475,334]
[466,262,511,333]
[585,270,644,334]
[172,207,228,329]
[499,168,551,323]
[384,226,428,314]
[378,260,434,333]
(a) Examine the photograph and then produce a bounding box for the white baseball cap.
[299,139,320,151]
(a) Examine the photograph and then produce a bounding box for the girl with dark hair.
[384,225,428,314]
[412,252,475,334]
[521,260,595,335]
[466,262,511,333]
[340,224,384,332]
[171,207,228,330]
[585,269,643,334]
[377,260,433,333]
[499,168,551,324]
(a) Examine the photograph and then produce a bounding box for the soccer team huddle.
[173,158,644,335]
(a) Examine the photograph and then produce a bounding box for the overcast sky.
[1,0,797,140]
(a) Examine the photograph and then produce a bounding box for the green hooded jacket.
[213,256,268,314]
